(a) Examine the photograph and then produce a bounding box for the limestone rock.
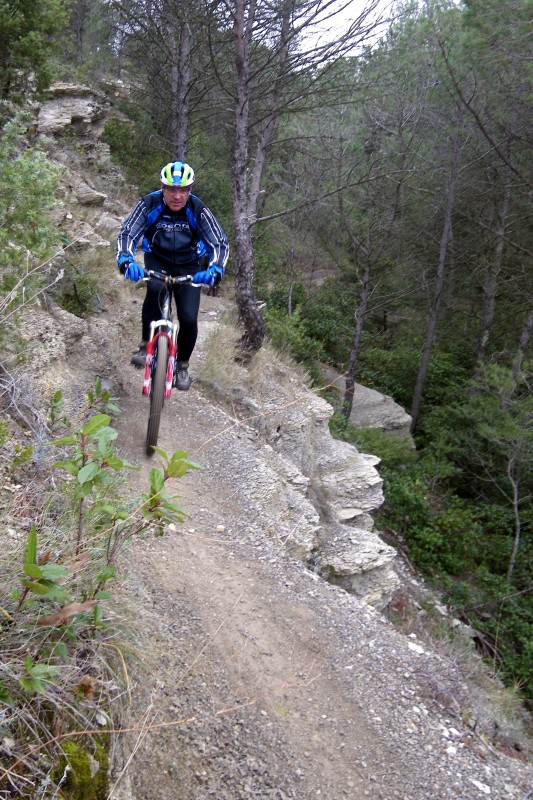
[75,182,107,206]
[94,212,123,240]
[37,83,110,138]
[15,298,120,427]
[59,220,110,253]
[318,524,398,606]
[239,444,322,558]
[227,347,400,606]
[314,438,384,526]
[320,364,412,436]
[21,300,86,361]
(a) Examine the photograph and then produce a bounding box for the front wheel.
[146,335,168,455]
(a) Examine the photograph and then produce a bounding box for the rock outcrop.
[32,83,134,281]
[37,83,110,139]
[200,345,400,607]
[321,364,412,436]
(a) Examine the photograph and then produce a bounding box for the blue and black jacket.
[116,190,229,275]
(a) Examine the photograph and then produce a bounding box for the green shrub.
[101,118,137,166]
[0,114,61,343]
[101,118,163,192]
[0,0,68,102]
[265,305,321,366]
[0,383,199,797]
[445,573,533,698]
[0,116,60,266]
[266,282,307,313]
[300,277,354,367]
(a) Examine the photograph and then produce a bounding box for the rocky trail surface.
[96,288,532,800]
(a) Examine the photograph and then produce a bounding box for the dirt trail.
[108,291,531,800]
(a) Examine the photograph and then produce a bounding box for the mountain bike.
[139,269,198,455]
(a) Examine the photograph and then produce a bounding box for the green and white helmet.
[160,161,195,187]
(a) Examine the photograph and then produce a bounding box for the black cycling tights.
[141,269,201,363]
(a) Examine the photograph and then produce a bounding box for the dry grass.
[197,311,312,409]
[384,583,532,755]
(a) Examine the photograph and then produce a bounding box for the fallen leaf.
[37,599,97,626]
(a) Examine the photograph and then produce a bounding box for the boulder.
[348,383,412,436]
[320,364,412,436]
[75,182,107,207]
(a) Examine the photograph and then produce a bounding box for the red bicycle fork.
[142,329,178,397]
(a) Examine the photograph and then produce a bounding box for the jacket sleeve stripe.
[199,207,229,269]
[116,199,148,260]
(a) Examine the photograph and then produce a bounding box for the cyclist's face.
[162,184,191,211]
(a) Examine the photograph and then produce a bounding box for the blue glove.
[193,265,223,286]
[124,262,145,282]
[117,253,132,272]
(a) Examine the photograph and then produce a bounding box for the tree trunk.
[476,177,511,363]
[231,0,265,352]
[506,455,521,580]
[410,136,458,433]
[71,0,89,65]
[169,20,191,158]
[228,0,381,352]
[343,258,372,423]
[511,296,533,385]
[230,0,297,352]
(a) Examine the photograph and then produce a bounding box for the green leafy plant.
[0,114,62,350]
[0,385,200,798]
[264,305,321,367]
[20,656,61,695]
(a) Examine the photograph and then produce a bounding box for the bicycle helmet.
[160,161,195,187]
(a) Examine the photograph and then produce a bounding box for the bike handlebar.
[141,269,199,286]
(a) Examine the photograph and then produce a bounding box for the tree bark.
[231,0,293,351]
[343,257,372,423]
[506,455,521,580]
[511,296,533,385]
[410,131,459,433]
[70,0,89,65]
[476,176,511,363]
[169,19,192,159]
[231,0,265,352]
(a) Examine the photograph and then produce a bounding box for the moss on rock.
[53,738,109,800]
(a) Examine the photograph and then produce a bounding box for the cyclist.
[116,160,229,390]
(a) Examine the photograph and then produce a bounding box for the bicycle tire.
[146,334,168,455]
